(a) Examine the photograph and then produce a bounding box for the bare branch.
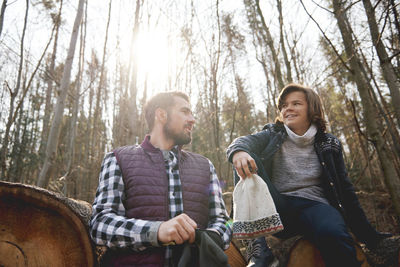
[11,21,56,127]
[311,0,333,14]
[299,0,353,73]
[388,49,400,61]
[4,81,11,95]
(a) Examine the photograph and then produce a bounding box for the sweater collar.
[284,124,317,146]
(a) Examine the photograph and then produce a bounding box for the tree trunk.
[0,0,29,180]
[8,100,24,183]
[210,0,223,175]
[63,3,86,197]
[37,0,85,188]
[0,0,7,38]
[357,44,400,162]
[352,99,381,187]
[331,0,400,218]
[362,0,400,128]
[39,0,63,159]
[389,0,400,42]
[0,181,94,266]
[265,235,400,267]
[62,51,83,196]
[87,0,111,200]
[255,0,285,89]
[126,0,141,144]
[276,0,292,83]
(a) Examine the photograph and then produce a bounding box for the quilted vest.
[107,136,210,266]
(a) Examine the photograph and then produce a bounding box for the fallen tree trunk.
[264,235,400,267]
[275,236,368,267]
[1,181,398,267]
[0,181,247,267]
[0,181,94,267]
[225,241,247,267]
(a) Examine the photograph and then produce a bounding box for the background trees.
[0,0,399,223]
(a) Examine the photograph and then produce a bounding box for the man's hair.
[144,91,190,131]
[275,83,327,132]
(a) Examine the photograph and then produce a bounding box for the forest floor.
[357,191,399,235]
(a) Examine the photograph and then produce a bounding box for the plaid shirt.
[164,149,183,264]
[89,149,232,263]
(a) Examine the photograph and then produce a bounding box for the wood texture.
[225,241,246,267]
[1,181,398,267]
[0,181,94,267]
[286,238,369,267]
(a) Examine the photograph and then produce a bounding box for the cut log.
[264,235,400,267]
[286,237,369,267]
[2,181,397,267]
[225,241,246,267]
[0,181,94,267]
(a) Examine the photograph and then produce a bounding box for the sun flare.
[135,30,170,79]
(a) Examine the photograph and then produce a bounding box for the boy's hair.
[276,83,327,132]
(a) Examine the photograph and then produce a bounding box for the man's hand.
[232,151,257,179]
[157,213,197,245]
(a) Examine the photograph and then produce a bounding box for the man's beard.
[163,121,192,146]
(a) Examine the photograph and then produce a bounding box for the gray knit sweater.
[271,124,329,204]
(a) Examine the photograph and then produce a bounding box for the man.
[90,91,232,266]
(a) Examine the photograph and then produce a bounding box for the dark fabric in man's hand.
[195,230,228,267]
[176,229,229,267]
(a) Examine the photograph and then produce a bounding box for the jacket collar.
[141,135,181,155]
[140,135,159,152]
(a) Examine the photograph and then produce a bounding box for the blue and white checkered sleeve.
[89,152,162,250]
[206,160,233,250]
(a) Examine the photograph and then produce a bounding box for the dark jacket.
[226,122,380,246]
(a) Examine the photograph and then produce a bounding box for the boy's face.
[280,91,310,135]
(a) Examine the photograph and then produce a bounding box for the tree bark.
[87,0,111,200]
[0,181,94,266]
[208,0,223,176]
[0,0,7,38]
[331,0,400,218]
[276,0,292,83]
[265,235,400,267]
[37,0,85,188]
[389,0,400,42]
[39,0,63,159]
[362,0,400,128]
[126,0,141,144]
[0,0,29,180]
[255,0,285,90]
[62,14,86,196]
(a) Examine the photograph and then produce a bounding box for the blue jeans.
[281,196,360,267]
[248,196,360,267]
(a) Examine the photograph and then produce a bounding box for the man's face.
[163,96,195,146]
